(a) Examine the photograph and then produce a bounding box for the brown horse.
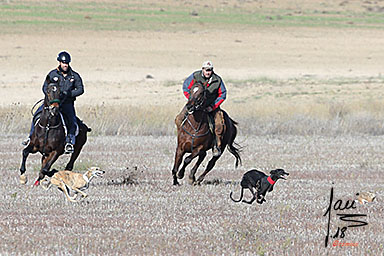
[19,76,91,186]
[172,82,241,185]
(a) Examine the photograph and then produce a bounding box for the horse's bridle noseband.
[187,84,206,114]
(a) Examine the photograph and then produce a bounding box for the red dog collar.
[267,176,275,185]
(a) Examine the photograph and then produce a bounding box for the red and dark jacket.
[183,70,227,110]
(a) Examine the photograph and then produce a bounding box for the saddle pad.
[34,114,79,137]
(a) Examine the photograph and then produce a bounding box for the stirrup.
[64,143,74,154]
[21,138,30,146]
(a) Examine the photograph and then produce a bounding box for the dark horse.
[172,82,241,185]
[20,76,91,186]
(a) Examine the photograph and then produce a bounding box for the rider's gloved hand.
[60,90,71,99]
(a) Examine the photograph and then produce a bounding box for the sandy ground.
[1,27,384,106]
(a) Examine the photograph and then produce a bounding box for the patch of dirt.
[1,27,383,107]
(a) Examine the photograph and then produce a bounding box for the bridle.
[38,83,63,154]
[182,83,209,151]
[42,83,61,123]
[187,83,206,114]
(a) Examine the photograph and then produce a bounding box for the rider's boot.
[64,135,75,154]
[64,143,74,154]
[212,109,224,157]
[212,140,222,157]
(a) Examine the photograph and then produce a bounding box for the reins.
[38,101,63,155]
[30,99,44,116]
[182,82,210,152]
[181,112,210,152]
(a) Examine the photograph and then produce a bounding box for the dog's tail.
[230,188,244,203]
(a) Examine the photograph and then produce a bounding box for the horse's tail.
[230,187,244,203]
[77,117,92,132]
[224,112,242,168]
[82,122,92,133]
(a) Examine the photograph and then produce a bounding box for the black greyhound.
[230,169,289,204]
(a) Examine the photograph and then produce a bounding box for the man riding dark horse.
[176,60,227,157]
[22,51,84,154]
[20,51,90,186]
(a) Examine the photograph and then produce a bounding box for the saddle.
[33,109,80,137]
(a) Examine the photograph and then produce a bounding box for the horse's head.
[44,76,61,116]
[186,82,206,114]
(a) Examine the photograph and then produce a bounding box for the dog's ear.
[89,166,101,172]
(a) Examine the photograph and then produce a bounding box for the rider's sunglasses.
[204,68,213,72]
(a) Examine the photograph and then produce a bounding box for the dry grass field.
[1,135,383,255]
[1,0,384,255]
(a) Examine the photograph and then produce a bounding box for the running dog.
[41,167,104,202]
[230,168,289,204]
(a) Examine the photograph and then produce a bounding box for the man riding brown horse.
[176,61,226,157]
[172,79,241,185]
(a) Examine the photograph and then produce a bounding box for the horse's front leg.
[34,151,61,186]
[189,151,207,185]
[20,144,34,184]
[177,145,204,180]
[172,147,185,186]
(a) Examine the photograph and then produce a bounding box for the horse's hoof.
[176,172,184,179]
[196,177,204,185]
[19,174,27,185]
[188,178,195,185]
[192,180,201,186]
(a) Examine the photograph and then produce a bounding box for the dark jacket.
[183,70,227,110]
[43,66,84,104]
